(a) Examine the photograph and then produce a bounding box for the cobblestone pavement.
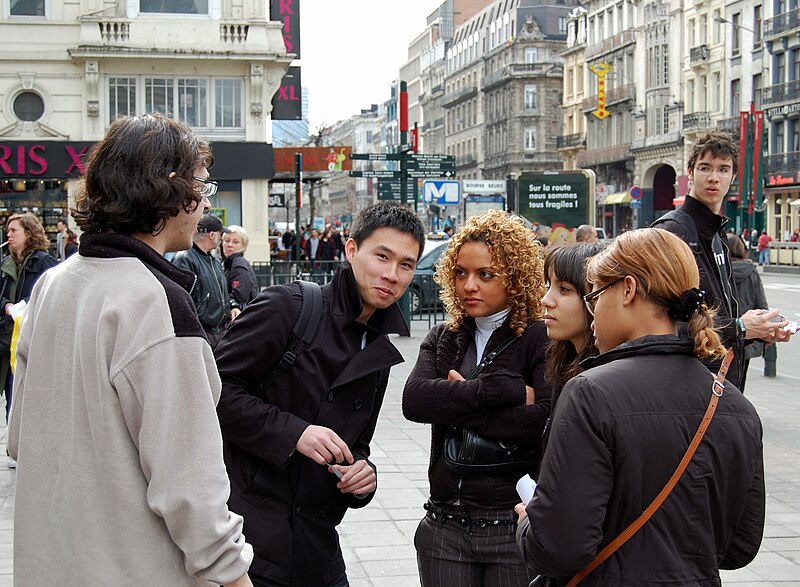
[1,319,798,586]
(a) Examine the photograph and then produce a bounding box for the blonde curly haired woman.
[403,210,551,587]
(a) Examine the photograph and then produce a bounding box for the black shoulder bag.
[442,336,540,475]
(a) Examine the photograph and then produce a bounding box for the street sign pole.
[295,153,302,251]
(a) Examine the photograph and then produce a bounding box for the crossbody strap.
[465,335,518,380]
[566,347,735,587]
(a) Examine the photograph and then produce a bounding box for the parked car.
[409,239,448,314]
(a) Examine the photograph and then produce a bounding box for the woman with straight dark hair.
[517,228,765,586]
[404,210,551,587]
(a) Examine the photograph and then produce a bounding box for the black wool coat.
[215,264,408,587]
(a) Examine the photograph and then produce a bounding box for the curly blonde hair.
[434,210,545,336]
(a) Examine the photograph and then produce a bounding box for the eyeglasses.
[193,177,218,198]
[693,164,733,177]
[583,278,624,316]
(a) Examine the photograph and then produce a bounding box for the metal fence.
[251,260,447,329]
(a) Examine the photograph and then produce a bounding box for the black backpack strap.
[250,280,323,399]
[651,209,699,252]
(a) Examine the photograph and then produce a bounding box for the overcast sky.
[299,0,444,130]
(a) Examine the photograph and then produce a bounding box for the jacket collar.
[680,195,730,237]
[580,334,695,370]
[79,233,196,292]
[328,263,410,336]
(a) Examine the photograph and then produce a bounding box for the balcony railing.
[585,30,635,59]
[220,22,249,43]
[683,111,712,130]
[557,133,586,149]
[764,8,800,38]
[576,143,632,166]
[764,151,800,174]
[606,83,635,104]
[98,20,130,42]
[442,85,478,107]
[717,116,740,136]
[690,44,709,65]
[762,80,800,106]
[456,153,477,167]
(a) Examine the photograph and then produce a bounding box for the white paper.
[8,300,26,320]
[516,473,537,505]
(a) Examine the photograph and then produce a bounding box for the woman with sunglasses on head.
[403,210,551,587]
[517,228,765,586]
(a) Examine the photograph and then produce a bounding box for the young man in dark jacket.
[652,131,791,390]
[215,203,425,587]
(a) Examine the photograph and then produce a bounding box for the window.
[215,79,242,127]
[754,5,762,48]
[732,13,741,55]
[524,84,537,110]
[687,79,695,111]
[663,44,670,85]
[689,19,696,47]
[109,77,137,121]
[140,0,209,14]
[108,76,242,128]
[753,73,762,110]
[791,49,800,82]
[524,127,537,150]
[10,0,44,15]
[700,14,707,44]
[776,52,786,84]
[663,107,670,134]
[713,72,721,112]
[774,121,785,152]
[700,75,707,111]
[566,66,574,96]
[558,16,567,35]
[731,78,741,114]
[13,91,45,121]
[525,48,539,63]
[790,119,800,151]
[145,78,173,116]
[713,10,721,44]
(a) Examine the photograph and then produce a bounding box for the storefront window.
[0,179,69,255]
[140,0,209,14]
[207,180,242,227]
[10,0,44,16]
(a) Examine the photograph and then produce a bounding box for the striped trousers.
[414,503,532,587]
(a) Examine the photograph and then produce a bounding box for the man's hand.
[230,308,242,321]
[330,459,376,496]
[296,425,353,466]
[223,573,253,587]
[514,502,528,527]
[741,309,792,342]
[525,385,536,405]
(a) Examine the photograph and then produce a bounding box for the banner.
[271,66,302,121]
[270,0,300,56]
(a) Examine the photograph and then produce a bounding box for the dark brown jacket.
[403,319,552,507]
[518,335,765,585]
[215,264,408,586]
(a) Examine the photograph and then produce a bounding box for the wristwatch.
[736,317,746,338]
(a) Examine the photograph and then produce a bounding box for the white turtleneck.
[473,307,511,364]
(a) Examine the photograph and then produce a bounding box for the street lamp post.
[713,14,766,232]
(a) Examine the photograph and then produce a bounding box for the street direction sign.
[423,180,461,205]
[349,153,403,161]
[409,154,455,162]
[349,170,402,179]
[407,169,455,179]
[378,179,417,202]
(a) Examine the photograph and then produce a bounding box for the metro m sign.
[270,0,300,56]
[423,180,461,205]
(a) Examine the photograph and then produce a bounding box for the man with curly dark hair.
[8,114,253,587]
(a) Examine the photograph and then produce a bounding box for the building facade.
[1,0,289,261]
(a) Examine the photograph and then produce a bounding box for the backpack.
[651,209,699,254]
[249,280,323,399]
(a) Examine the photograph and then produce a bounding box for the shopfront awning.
[604,191,632,205]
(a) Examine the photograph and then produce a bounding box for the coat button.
[327,391,334,402]
[353,399,363,410]
[318,509,328,519]
[295,506,302,515]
